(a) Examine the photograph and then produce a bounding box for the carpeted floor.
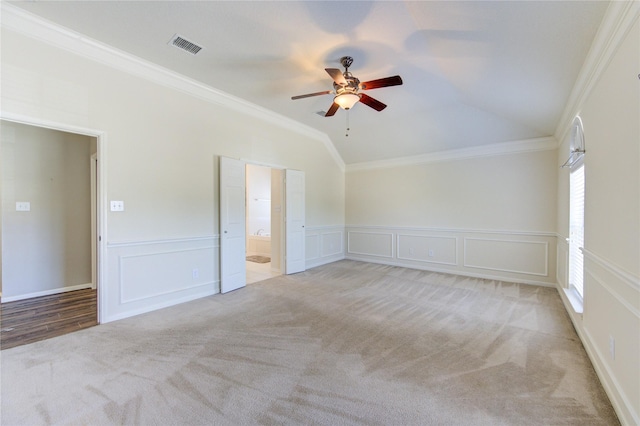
[0,260,618,425]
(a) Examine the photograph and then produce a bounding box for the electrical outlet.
[110,200,124,212]
[609,335,615,360]
[409,248,414,255]
[16,201,31,211]
[428,249,435,257]
[192,268,199,279]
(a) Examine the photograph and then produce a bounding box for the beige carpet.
[1,260,618,425]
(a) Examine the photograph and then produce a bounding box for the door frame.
[1,113,107,323]
[220,158,305,292]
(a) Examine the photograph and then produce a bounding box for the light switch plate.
[110,200,125,212]
[16,201,31,211]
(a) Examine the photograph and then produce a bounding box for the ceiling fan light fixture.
[334,93,360,110]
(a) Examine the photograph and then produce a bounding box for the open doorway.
[245,164,283,284]
[220,157,305,293]
[0,119,102,348]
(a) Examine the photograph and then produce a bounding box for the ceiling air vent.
[168,34,203,55]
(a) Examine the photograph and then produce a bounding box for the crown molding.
[345,136,558,172]
[554,1,640,143]
[0,3,346,172]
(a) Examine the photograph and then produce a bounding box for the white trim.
[345,255,556,288]
[1,112,103,138]
[0,3,346,172]
[346,137,558,172]
[347,225,556,238]
[396,234,458,266]
[1,283,93,303]
[563,287,584,314]
[582,248,640,293]
[304,226,346,269]
[104,287,218,323]
[120,280,216,305]
[0,112,108,324]
[555,284,636,426]
[581,327,640,426]
[347,231,394,258]
[107,235,218,248]
[556,240,569,288]
[463,238,549,277]
[585,267,640,319]
[306,225,346,232]
[555,1,640,143]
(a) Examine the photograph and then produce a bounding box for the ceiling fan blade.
[291,90,332,100]
[325,68,347,86]
[325,102,340,117]
[360,75,403,90]
[359,93,387,111]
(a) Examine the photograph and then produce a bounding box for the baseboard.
[306,253,345,269]
[1,283,94,303]
[556,282,638,425]
[102,286,219,323]
[345,255,556,287]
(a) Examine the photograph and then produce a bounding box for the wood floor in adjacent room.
[0,288,97,350]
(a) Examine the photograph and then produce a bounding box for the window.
[567,116,585,299]
[569,163,585,297]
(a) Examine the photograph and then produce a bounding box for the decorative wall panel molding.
[556,236,569,287]
[104,236,219,323]
[118,247,215,304]
[306,226,345,268]
[397,234,457,265]
[463,238,548,276]
[347,231,394,258]
[346,226,556,286]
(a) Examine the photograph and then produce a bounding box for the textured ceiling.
[8,1,609,165]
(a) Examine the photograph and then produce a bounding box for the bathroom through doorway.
[245,164,283,284]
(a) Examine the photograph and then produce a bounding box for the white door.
[220,157,246,293]
[285,169,305,274]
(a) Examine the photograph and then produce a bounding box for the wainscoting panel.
[104,236,219,322]
[306,226,345,269]
[581,251,640,425]
[397,234,457,265]
[119,248,215,304]
[464,238,548,276]
[346,226,556,286]
[556,237,569,288]
[347,231,394,258]
[306,234,320,261]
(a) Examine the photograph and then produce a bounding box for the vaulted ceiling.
[8,1,609,165]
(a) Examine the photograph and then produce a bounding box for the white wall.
[555,8,639,424]
[246,164,271,236]
[345,149,558,285]
[1,121,93,299]
[0,17,345,321]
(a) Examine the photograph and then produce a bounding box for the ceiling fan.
[291,56,403,117]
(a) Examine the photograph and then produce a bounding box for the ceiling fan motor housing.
[334,74,360,96]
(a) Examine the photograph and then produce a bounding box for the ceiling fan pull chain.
[346,111,350,137]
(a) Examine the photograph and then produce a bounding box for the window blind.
[569,164,585,297]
